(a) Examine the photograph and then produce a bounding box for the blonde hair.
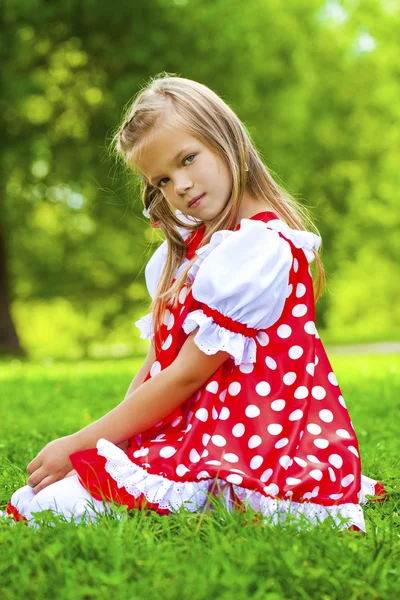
[112,72,326,352]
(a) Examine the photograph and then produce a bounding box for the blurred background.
[1,0,399,362]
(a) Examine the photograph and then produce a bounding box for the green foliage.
[0,352,399,598]
[1,0,399,358]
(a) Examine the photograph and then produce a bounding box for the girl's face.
[134,123,233,225]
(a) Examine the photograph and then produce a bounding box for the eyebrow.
[149,147,193,184]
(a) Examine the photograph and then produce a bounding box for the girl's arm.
[71,329,229,450]
[26,330,229,491]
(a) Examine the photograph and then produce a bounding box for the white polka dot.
[227,474,243,485]
[176,464,190,476]
[239,363,254,374]
[304,321,316,335]
[160,446,177,458]
[338,395,346,408]
[315,355,319,366]
[211,435,226,447]
[267,424,283,435]
[196,471,210,480]
[219,407,230,420]
[286,477,301,486]
[329,493,343,500]
[296,283,306,298]
[311,386,326,400]
[319,409,334,423]
[307,455,321,464]
[313,438,329,449]
[289,345,304,359]
[200,449,208,458]
[309,469,323,481]
[228,382,241,396]
[189,448,201,463]
[256,381,271,396]
[264,483,279,496]
[277,324,292,338]
[271,399,286,411]
[245,405,260,418]
[348,446,359,457]
[150,361,161,377]
[223,453,239,463]
[279,455,292,470]
[202,433,211,446]
[328,454,343,468]
[164,310,174,331]
[275,437,289,449]
[260,468,273,482]
[133,447,149,458]
[328,372,338,386]
[219,389,227,402]
[293,258,299,272]
[250,455,263,470]
[212,406,218,420]
[292,304,307,317]
[205,460,221,466]
[232,423,245,437]
[206,381,219,394]
[336,429,351,439]
[283,372,297,385]
[294,386,309,399]
[328,467,336,482]
[286,284,293,297]
[289,409,303,421]
[195,408,208,422]
[341,474,355,487]
[248,435,262,449]
[306,363,315,376]
[256,331,269,346]
[307,423,322,435]
[265,356,277,370]
[162,334,173,350]
[178,286,188,303]
[229,468,246,475]
[294,457,307,467]
[171,416,183,427]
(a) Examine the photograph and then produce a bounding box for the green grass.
[0,353,399,600]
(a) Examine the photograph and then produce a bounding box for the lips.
[188,193,205,208]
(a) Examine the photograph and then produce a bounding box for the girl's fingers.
[27,466,47,490]
[32,475,56,495]
[27,452,44,475]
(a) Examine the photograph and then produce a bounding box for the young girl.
[7,74,385,531]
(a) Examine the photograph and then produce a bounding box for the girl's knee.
[10,485,35,517]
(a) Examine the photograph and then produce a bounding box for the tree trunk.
[0,222,25,356]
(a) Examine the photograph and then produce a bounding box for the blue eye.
[157,154,196,188]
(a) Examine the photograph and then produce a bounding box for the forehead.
[133,123,201,180]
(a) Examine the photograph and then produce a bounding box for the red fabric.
[69,448,171,514]
[371,481,386,502]
[201,304,258,337]
[6,502,27,523]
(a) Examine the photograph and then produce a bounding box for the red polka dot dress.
[69,211,385,531]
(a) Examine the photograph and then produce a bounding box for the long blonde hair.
[112,72,326,352]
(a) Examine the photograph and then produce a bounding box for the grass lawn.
[0,352,399,600]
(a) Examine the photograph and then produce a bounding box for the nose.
[175,176,193,196]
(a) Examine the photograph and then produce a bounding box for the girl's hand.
[26,435,80,494]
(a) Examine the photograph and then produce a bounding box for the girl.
[7,74,385,531]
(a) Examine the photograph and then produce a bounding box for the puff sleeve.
[181,219,293,365]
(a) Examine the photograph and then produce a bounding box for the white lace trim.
[135,313,154,340]
[265,219,321,264]
[181,309,257,366]
[97,439,369,531]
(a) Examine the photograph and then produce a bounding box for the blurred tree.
[1,0,399,358]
